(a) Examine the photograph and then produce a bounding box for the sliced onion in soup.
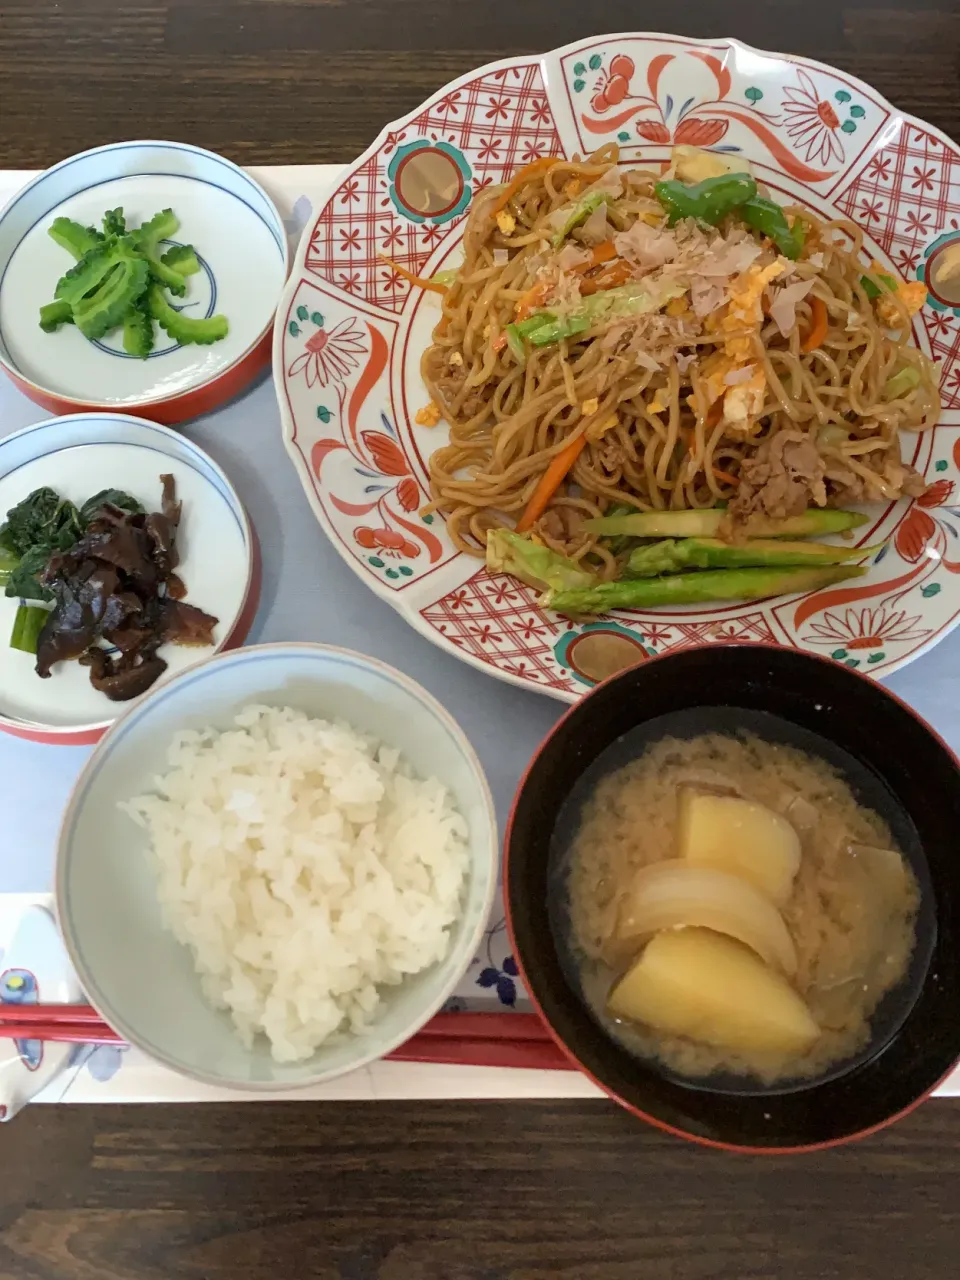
[616,860,798,976]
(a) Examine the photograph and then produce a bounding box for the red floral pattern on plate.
[561,41,883,184]
[304,64,563,313]
[278,35,960,703]
[834,123,960,408]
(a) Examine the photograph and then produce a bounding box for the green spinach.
[0,484,143,603]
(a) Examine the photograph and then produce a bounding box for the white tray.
[0,165,956,1106]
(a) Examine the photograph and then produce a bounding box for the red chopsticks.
[0,1004,575,1072]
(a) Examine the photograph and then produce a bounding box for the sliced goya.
[122,294,155,358]
[102,207,126,236]
[39,299,75,332]
[47,217,103,261]
[161,243,201,276]
[54,239,131,305]
[73,257,150,340]
[148,282,228,346]
[131,209,187,296]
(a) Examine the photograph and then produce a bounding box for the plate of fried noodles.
[277,34,960,701]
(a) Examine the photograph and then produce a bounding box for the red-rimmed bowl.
[505,644,960,1152]
[0,141,289,424]
[0,413,260,745]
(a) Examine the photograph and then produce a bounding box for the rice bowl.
[56,643,498,1090]
[122,704,470,1063]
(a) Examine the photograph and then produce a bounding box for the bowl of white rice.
[55,642,498,1089]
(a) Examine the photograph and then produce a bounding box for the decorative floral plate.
[275,33,960,702]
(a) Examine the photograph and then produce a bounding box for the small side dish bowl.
[0,412,259,745]
[0,141,289,423]
[56,642,498,1090]
[505,644,960,1152]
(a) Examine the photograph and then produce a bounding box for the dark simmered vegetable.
[2,478,217,700]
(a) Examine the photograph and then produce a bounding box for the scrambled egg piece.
[672,144,752,184]
[586,414,619,441]
[415,401,442,427]
[866,257,927,325]
[698,345,768,430]
[496,210,516,235]
[877,280,927,326]
[666,296,690,318]
[580,397,599,417]
[723,367,767,431]
[647,392,667,414]
[448,350,464,366]
[699,351,734,406]
[565,179,582,197]
[720,259,787,363]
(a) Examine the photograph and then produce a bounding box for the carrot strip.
[705,401,724,428]
[492,332,508,352]
[378,253,446,294]
[515,435,587,533]
[491,156,560,217]
[579,260,634,296]
[802,296,828,352]
[712,467,740,487]
[574,240,618,273]
[515,281,550,322]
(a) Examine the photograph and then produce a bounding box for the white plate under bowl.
[56,642,499,1091]
[0,141,289,423]
[0,413,259,744]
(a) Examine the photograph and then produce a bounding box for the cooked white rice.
[120,704,469,1062]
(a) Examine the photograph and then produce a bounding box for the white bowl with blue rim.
[0,141,289,424]
[56,641,499,1090]
[0,412,259,745]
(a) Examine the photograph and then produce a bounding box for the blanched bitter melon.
[39,206,228,356]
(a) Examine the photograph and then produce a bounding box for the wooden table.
[2,2,959,1276]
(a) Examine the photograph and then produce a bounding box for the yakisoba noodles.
[420,144,939,572]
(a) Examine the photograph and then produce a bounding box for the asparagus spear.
[584,508,868,540]
[544,565,865,618]
[626,537,883,578]
[597,503,640,557]
[486,529,596,593]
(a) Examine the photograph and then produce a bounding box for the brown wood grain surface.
[0,0,958,167]
[1,2,959,1276]
[3,1099,960,1280]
